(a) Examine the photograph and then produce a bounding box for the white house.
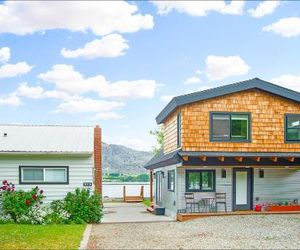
[0,124,102,202]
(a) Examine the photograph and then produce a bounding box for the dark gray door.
[233,168,253,211]
[156,171,162,206]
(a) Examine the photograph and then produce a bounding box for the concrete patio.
[102,202,174,223]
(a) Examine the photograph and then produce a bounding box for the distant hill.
[102,143,153,174]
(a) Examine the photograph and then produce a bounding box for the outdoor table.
[200,197,216,212]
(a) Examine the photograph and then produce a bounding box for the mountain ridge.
[102,142,152,174]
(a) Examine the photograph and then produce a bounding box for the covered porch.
[175,151,300,219]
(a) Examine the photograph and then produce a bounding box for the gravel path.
[88,214,300,249]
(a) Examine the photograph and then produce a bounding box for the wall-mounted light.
[259,169,264,178]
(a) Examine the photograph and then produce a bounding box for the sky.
[0,1,300,151]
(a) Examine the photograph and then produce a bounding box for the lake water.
[103,182,150,198]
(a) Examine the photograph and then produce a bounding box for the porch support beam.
[235,156,243,162]
[182,156,189,161]
[199,156,207,161]
[270,157,278,162]
[253,157,261,162]
[218,156,225,162]
[149,170,153,203]
[287,157,295,162]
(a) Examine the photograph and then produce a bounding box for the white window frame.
[20,166,68,184]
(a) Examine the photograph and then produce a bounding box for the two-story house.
[145,78,300,218]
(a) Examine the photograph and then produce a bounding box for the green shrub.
[1,181,44,222]
[46,200,70,224]
[64,188,102,224]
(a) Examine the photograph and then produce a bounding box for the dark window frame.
[185,170,216,192]
[167,170,175,192]
[19,166,69,185]
[284,114,300,143]
[177,113,181,148]
[210,112,251,142]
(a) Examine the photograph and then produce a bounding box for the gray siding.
[0,154,94,202]
[153,164,178,217]
[177,167,232,212]
[253,168,300,206]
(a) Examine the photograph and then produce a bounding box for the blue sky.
[0,1,300,151]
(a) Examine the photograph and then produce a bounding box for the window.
[285,114,300,142]
[211,113,250,142]
[20,166,68,184]
[167,170,175,191]
[186,170,215,192]
[177,113,181,147]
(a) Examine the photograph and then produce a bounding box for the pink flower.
[40,190,44,194]
[1,186,7,190]
[7,187,10,192]
[25,199,31,206]
[2,180,7,185]
[32,194,37,200]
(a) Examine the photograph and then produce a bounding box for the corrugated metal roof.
[156,78,300,124]
[0,124,94,154]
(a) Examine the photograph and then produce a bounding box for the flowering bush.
[46,200,70,224]
[64,188,102,224]
[1,180,44,222]
[0,180,102,224]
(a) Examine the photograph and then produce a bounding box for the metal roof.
[156,78,300,124]
[144,149,182,170]
[0,124,94,154]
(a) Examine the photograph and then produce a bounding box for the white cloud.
[0,62,33,78]
[184,76,201,85]
[15,82,71,100]
[0,1,153,36]
[92,112,125,120]
[55,97,124,114]
[39,64,158,99]
[205,55,250,81]
[0,47,10,63]
[248,1,280,18]
[152,1,244,16]
[0,94,22,106]
[271,74,300,91]
[61,34,129,59]
[160,95,174,102]
[263,17,300,38]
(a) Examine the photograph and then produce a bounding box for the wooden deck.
[177,210,300,222]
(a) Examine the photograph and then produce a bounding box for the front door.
[155,171,162,206]
[233,168,253,211]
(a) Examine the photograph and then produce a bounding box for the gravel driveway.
[88,214,300,249]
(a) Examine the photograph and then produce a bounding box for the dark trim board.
[185,169,216,192]
[156,78,300,124]
[19,166,69,185]
[182,156,300,167]
[284,113,300,143]
[232,168,253,211]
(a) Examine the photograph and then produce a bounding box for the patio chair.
[215,192,227,212]
[184,193,199,213]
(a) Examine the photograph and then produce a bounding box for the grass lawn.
[0,224,86,249]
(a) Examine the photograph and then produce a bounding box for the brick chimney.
[94,125,102,195]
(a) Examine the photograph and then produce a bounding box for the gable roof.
[156,78,300,124]
[0,124,94,154]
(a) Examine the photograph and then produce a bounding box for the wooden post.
[140,186,144,199]
[150,170,153,203]
[123,186,126,202]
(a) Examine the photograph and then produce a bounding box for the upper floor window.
[177,113,181,147]
[285,114,300,142]
[210,112,250,142]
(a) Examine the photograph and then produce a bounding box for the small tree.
[150,125,164,155]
